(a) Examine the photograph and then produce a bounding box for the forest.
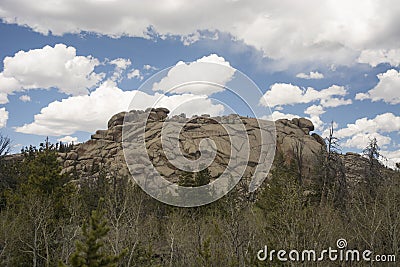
[0,132,399,266]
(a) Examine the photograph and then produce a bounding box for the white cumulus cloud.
[109,58,131,70]
[0,44,104,103]
[358,49,400,67]
[305,105,325,117]
[15,81,224,136]
[127,69,143,80]
[152,54,235,95]
[330,113,400,152]
[1,0,399,67]
[143,64,158,71]
[381,150,400,169]
[57,136,79,144]
[260,84,351,108]
[0,108,8,128]
[296,71,324,79]
[319,97,352,108]
[263,111,299,121]
[343,132,392,149]
[263,108,324,131]
[0,92,9,105]
[19,95,31,102]
[109,58,131,81]
[356,69,400,104]
[335,113,400,139]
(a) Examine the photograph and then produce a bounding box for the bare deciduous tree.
[0,133,10,157]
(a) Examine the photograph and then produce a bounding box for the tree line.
[0,132,399,266]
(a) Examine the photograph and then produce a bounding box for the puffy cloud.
[15,81,224,136]
[127,69,143,80]
[0,44,104,103]
[109,58,131,70]
[19,95,31,102]
[0,108,8,128]
[152,54,235,95]
[381,150,400,169]
[143,64,158,71]
[181,31,201,46]
[343,132,391,149]
[319,97,352,108]
[304,105,325,130]
[357,49,400,67]
[263,108,324,131]
[57,136,79,144]
[296,71,324,79]
[331,113,400,152]
[304,105,325,117]
[109,58,131,81]
[0,93,9,105]
[335,113,400,139]
[355,69,400,104]
[263,111,299,121]
[2,0,397,66]
[260,84,350,108]
[0,73,21,104]
[260,83,303,107]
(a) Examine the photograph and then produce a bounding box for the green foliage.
[67,203,127,267]
[22,143,67,195]
[79,169,109,213]
[0,138,399,266]
[130,242,159,267]
[11,141,74,219]
[196,237,212,266]
[178,167,211,187]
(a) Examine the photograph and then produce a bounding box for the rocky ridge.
[59,108,327,184]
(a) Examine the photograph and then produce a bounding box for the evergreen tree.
[65,203,126,267]
[178,167,211,187]
[194,168,211,186]
[178,167,196,187]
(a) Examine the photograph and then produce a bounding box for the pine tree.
[178,167,211,187]
[194,168,211,186]
[66,204,126,267]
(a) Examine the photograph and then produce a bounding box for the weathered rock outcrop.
[59,108,325,184]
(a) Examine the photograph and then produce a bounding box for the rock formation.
[59,108,326,186]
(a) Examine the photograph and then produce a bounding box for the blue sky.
[0,0,399,167]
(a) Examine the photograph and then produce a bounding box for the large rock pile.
[59,108,326,184]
